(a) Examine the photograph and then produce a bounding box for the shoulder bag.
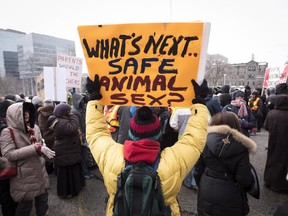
[0,128,17,180]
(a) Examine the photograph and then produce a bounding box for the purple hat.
[53,103,71,117]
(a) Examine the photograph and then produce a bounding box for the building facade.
[17,33,75,79]
[0,29,26,77]
[206,54,268,91]
[225,60,268,90]
[0,29,76,96]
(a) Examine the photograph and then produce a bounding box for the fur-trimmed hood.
[206,125,257,158]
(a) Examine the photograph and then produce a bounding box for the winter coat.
[86,100,209,216]
[194,125,257,216]
[0,103,49,202]
[48,114,82,166]
[38,105,55,149]
[71,93,87,146]
[263,94,288,191]
[222,104,256,137]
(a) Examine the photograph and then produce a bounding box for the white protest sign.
[43,67,67,102]
[57,54,83,88]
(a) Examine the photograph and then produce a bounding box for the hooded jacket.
[194,125,257,216]
[71,93,87,145]
[264,95,288,191]
[86,100,209,216]
[0,102,49,202]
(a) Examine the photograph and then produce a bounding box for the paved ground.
[1,130,287,216]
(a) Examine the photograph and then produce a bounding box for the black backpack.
[113,159,170,216]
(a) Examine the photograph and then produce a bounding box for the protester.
[265,87,277,112]
[219,84,232,108]
[38,98,55,174]
[32,96,43,126]
[47,103,85,198]
[170,107,198,191]
[263,94,288,192]
[223,90,256,137]
[71,93,95,180]
[103,105,131,144]
[205,87,221,117]
[194,111,257,216]
[150,106,178,151]
[85,75,209,215]
[248,90,263,134]
[0,99,18,216]
[244,85,251,104]
[0,102,55,216]
[275,83,288,95]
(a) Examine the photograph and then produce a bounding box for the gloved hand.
[86,74,103,100]
[40,146,55,159]
[191,79,209,105]
[239,119,248,128]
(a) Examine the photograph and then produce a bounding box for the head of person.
[221,85,230,94]
[244,85,251,97]
[53,103,71,118]
[267,87,275,96]
[251,90,259,99]
[210,111,241,132]
[43,98,54,107]
[234,90,245,101]
[128,106,161,141]
[32,96,43,108]
[275,83,288,95]
[0,100,14,119]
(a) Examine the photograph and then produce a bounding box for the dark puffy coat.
[47,114,81,166]
[264,95,288,192]
[194,125,257,216]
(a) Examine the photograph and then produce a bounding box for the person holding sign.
[85,75,209,215]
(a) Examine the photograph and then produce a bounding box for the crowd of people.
[0,79,287,216]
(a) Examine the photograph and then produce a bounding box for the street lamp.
[224,74,227,85]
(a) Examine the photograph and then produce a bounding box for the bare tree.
[0,75,23,97]
[205,60,228,87]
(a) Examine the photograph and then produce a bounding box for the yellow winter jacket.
[86,100,209,216]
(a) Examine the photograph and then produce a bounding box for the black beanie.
[221,85,230,93]
[275,83,288,95]
[0,100,14,117]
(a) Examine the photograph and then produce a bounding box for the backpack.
[113,159,170,216]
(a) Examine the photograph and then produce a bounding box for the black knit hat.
[0,100,14,117]
[129,106,161,141]
[275,83,288,95]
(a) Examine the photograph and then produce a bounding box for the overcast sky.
[1,0,288,72]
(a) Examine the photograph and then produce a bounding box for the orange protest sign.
[78,22,210,107]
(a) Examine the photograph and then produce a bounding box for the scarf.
[230,99,248,118]
[124,139,160,164]
[27,126,37,144]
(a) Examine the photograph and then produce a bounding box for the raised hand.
[191,79,209,105]
[86,74,103,100]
